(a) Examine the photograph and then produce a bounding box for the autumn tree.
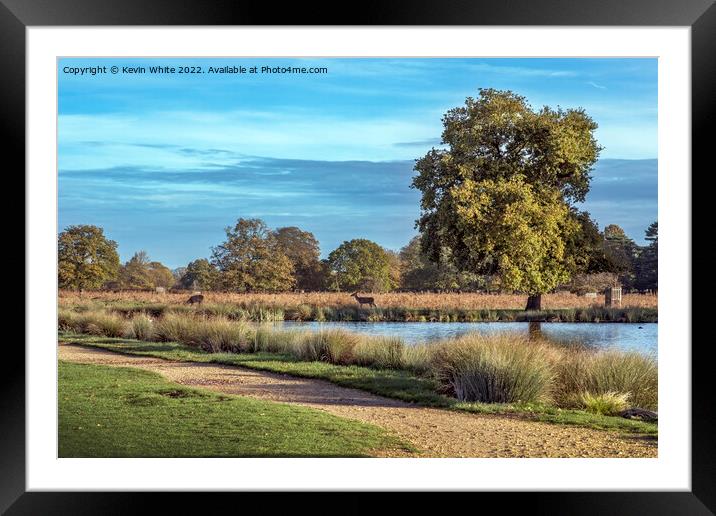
[386,250,403,292]
[147,261,175,289]
[211,218,295,292]
[58,225,120,291]
[118,251,174,289]
[412,89,601,309]
[119,251,153,289]
[326,239,395,292]
[273,226,324,290]
[179,258,220,290]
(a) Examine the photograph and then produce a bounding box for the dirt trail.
[59,343,657,458]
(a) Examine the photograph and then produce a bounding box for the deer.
[186,294,204,305]
[351,292,376,308]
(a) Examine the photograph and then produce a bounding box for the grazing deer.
[186,294,204,305]
[351,292,376,308]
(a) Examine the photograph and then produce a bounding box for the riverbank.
[58,318,658,436]
[62,299,658,323]
[59,343,656,457]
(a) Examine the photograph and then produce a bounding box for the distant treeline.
[58,217,657,294]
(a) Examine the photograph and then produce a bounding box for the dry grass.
[59,290,658,310]
[430,334,559,403]
[59,307,657,410]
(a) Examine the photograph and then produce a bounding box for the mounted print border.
[5,0,714,513]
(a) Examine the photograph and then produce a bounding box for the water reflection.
[274,321,658,356]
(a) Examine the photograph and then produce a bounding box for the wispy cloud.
[59,157,657,267]
[58,57,657,266]
[393,138,443,148]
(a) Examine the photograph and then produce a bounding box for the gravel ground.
[58,343,657,458]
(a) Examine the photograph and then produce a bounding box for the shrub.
[430,334,556,403]
[580,391,630,416]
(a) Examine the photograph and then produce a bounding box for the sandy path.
[59,343,657,458]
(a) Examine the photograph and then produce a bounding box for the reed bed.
[59,298,658,323]
[58,307,658,410]
[59,289,658,311]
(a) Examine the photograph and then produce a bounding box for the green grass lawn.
[59,332,658,437]
[59,360,411,457]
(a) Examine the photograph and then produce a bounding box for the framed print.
[5,0,714,513]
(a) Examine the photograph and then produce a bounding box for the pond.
[275,321,658,356]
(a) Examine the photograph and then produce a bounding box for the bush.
[430,334,556,403]
[580,391,630,416]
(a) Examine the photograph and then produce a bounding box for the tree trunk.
[525,294,542,311]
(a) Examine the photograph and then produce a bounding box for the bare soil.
[59,343,657,458]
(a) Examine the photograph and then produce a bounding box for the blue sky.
[58,58,657,268]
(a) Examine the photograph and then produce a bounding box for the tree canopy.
[119,251,152,289]
[633,221,657,291]
[211,218,295,292]
[326,239,395,292]
[273,226,324,290]
[412,89,601,307]
[58,225,120,291]
[179,258,219,290]
[118,251,174,289]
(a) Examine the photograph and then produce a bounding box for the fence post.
[604,286,622,308]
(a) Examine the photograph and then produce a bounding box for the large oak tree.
[412,89,602,309]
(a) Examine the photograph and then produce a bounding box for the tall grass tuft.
[129,314,154,341]
[187,317,254,353]
[430,334,556,403]
[580,391,631,416]
[152,313,196,343]
[293,329,360,364]
[59,309,128,337]
[354,336,405,369]
[556,349,657,410]
[402,344,436,374]
[58,306,659,411]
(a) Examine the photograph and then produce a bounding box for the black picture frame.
[5,0,713,513]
